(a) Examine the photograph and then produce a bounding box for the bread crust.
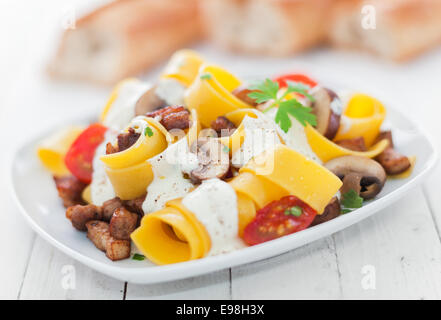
[328,0,441,61]
[200,0,333,56]
[49,0,201,85]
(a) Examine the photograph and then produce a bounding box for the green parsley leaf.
[200,73,212,80]
[132,253,145,261]
[247,78,317,132]
[341,189,363,209]
[144,126,154,137]
[275,100,317,132]
[341,208,352,214]
[248,80,279,104]
[284,206,303,217]
[248,78,279,102]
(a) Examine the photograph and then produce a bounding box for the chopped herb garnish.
[284,206,303,217]
[132,253,145,261]
[144,126,154,137]
[200,73,212,80]
[340,189,364,214]
[247,78,317,133]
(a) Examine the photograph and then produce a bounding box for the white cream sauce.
[231,113,281,168]
[90,130,118,206]
[103,80,151,131]
[142,138,198,213]
[265,108,322,164]
[182,179,245,256]
[155,78,186,106]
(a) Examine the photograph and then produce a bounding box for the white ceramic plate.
[10,98,438,284]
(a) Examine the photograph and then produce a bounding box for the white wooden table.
[1,0,441,300]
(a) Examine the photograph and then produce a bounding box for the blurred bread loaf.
[49,0,201,85]
[200,0,332,56]
[329,0,441,61]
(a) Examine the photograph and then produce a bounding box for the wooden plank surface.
[19,237,125,300]
[335,187,441,299]
[126,270,231,300]
[231,238,341,299]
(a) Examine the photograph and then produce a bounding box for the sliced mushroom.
[232,85,258,106]
[374,131,411,175]
[134,85,167,116]
[311,197,341,226]
[310,87,342,140]
[325,155,387,200]
[189,138,230,184]
[335,137,367,152]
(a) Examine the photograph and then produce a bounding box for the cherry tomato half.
[274,73,318,89]
[243,195,317,246]
[64,123,107,184]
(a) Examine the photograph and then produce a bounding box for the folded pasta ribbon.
[334,93,387,147]
[131,145,341,265]
[100,116,172,200]
[37,126,84,176]
[160,49,204,87]
[237,145,342,214]
[305,124,389,163]
[185,65,253,128]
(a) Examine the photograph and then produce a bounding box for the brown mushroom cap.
[189,139,230,184]
[325,155,387,200]
[311,87,342,140]
[134,85,167,116]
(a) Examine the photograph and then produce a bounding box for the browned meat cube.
[106,238,131,261]
[311,197,341,226]
[53,175,87,208]
[123,194,146,216]
[375,131,394,148]
[106,128,141,154]
[66,204,102,231]
[146,106,191,131]
[85,220,111,251]
[109,208,139,240]
[86,220,131,261]
[374,131,411,175]
[376,148,411,175]
[232,86,258,106]
[210,116,236,137]
[335,137,367,152]
[102,197,124,221]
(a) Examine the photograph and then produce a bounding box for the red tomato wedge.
[274,73,318,88]
[64,123,107,184]
[243,195,317,246]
